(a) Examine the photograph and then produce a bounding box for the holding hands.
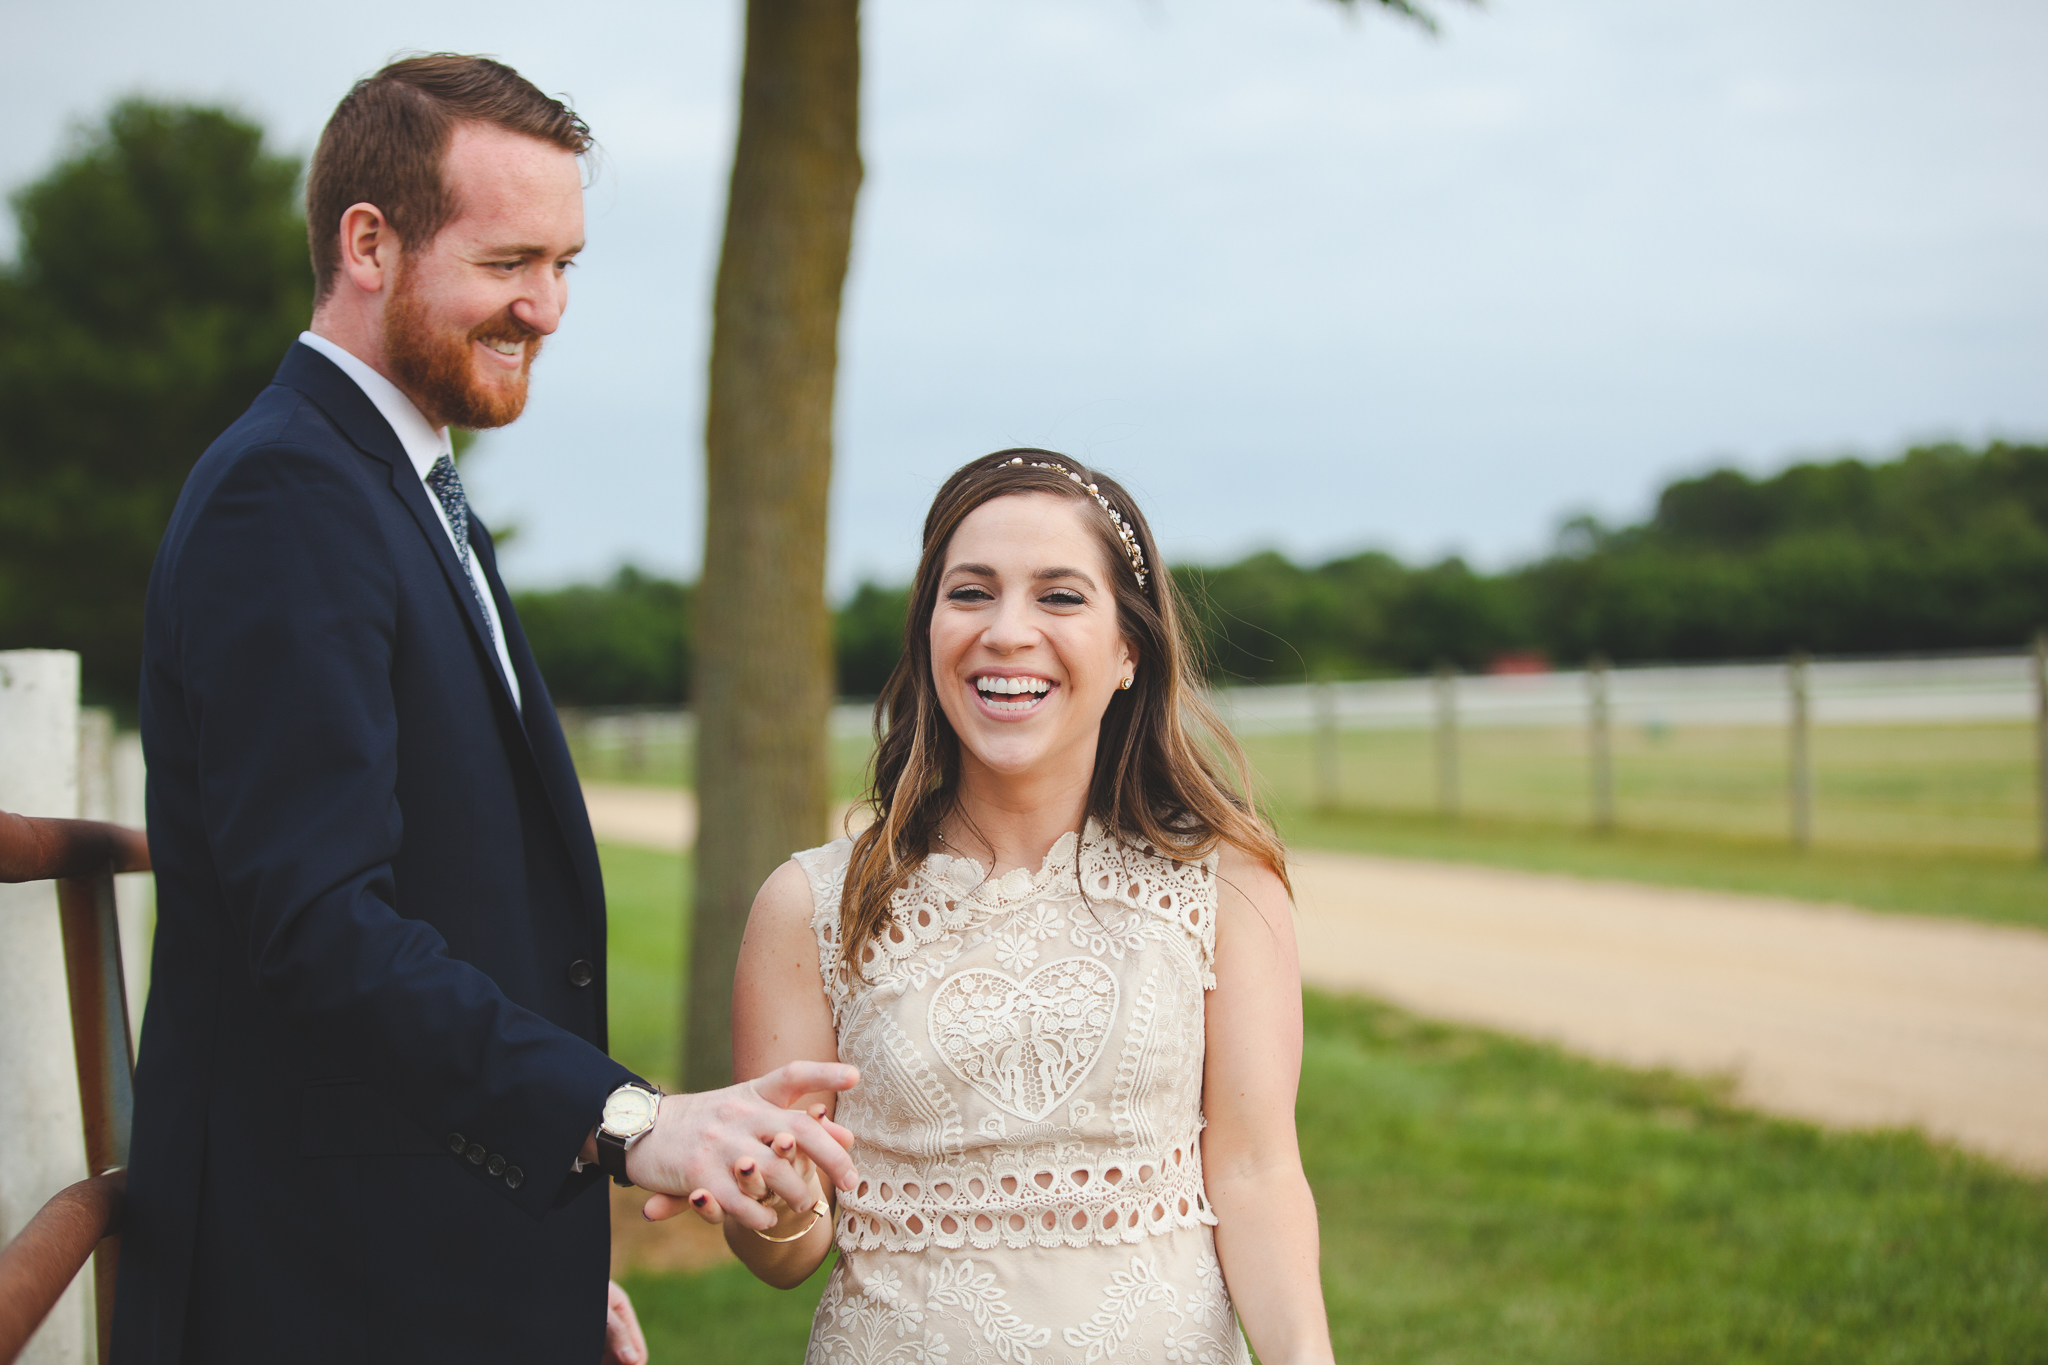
[626,1060,857,1234]
[664,1116,832,1240]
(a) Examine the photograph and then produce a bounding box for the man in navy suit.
[115,55,857,1364]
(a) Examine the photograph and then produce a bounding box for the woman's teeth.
[975,676,1050,712]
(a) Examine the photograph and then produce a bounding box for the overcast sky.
[5,0,2044,592]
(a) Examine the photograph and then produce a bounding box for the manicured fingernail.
[690,1192,708,1206]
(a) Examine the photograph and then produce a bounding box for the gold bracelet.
[755,1203,828,1244]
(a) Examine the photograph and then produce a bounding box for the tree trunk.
[685,0,862,1092]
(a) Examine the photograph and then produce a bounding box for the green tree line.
[0,101,311,706]
[1182,440,2048,680]
[514,440,2048,705]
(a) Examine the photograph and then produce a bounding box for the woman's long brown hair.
[837,449,1288,976]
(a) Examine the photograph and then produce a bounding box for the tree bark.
[686,0,862,1091]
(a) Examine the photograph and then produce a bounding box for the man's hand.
[625,1061,858,1233]
[602,1280,646,1365]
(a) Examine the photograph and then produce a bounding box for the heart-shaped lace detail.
[927,957,1120,1122]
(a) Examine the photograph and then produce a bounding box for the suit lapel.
[385,463,525,717]
[273,343,521,717]
[472,529,607,925]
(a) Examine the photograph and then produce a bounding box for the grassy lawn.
[599,844,2048,1364]
[619,1258,827,1361]
[570,727,876,799]
[600,841,690,1087]
[1238,721,2044,857]
[1303,993,2047,1363]
[1276,804,2048,934]
[586,737,2048,934]
[565,721,692,788]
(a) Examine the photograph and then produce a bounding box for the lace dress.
[791,821,1250,1365]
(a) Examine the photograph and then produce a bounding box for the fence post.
[624,709,649,777]
[556,707,588,784]
[1312,681,1340,814]
[76,711,113,828]
[0,650,94,1365]
[1432,661,1460,820]
[1588,655,1614,834]
[77,715,151,1050]
[1788,650,1813,850]
[2035,629,2047,865]
[110,733,150,1032]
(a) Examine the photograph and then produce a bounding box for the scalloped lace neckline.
[921,817,1109,906]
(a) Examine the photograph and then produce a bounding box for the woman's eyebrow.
[944,561,997,578]
[1035,567,1098,590]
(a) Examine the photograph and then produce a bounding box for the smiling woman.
[928,488,1138,783]
[845,449,1286,938]
[703,449,1337,1365]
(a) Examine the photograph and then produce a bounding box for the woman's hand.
[601,1280,647,1365]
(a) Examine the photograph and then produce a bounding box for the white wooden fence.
[569,642,2048,857]
[0,652,151,1365]
[1208,644,2048,854]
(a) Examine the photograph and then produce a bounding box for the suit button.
[466,1143,487,1165]
[446,1132,466,1156]
[487,1154,507,1177]
[504,1166,525,1190]
[567,959,594,988]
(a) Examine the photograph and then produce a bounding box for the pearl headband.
[1002,456,1150,589]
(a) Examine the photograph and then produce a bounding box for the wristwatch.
[596,1081,663,1187]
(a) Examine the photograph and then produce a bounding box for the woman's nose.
[980,598,1037,651]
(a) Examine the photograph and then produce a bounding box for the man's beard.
[383,263,544,431]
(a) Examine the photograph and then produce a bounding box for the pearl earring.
[1119,675,1134,690]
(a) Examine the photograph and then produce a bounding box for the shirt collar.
[298,330,451,480]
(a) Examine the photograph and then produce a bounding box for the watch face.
[602,1086,659,1138]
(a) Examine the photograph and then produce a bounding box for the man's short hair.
[306,54,592,302]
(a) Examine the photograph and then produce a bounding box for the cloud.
[4,0,2043,591]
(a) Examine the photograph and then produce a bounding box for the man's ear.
[337,202,400,296]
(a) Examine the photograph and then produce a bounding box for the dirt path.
[581,782,697,852]
[1291,850,2048,1173]
[582,783,2048,1174]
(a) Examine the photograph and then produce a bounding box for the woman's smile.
[970,671,1057,716]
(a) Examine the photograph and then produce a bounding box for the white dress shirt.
[298,331,522,711]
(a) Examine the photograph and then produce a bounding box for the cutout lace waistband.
[834,1138,1217,1254]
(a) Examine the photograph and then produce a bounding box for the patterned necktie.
[424,453,499,651]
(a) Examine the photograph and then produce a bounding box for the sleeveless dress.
[792,821,1251,1365]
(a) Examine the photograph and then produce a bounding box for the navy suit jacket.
[114,343,640,1364]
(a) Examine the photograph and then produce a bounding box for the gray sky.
[5,0,2044,592]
